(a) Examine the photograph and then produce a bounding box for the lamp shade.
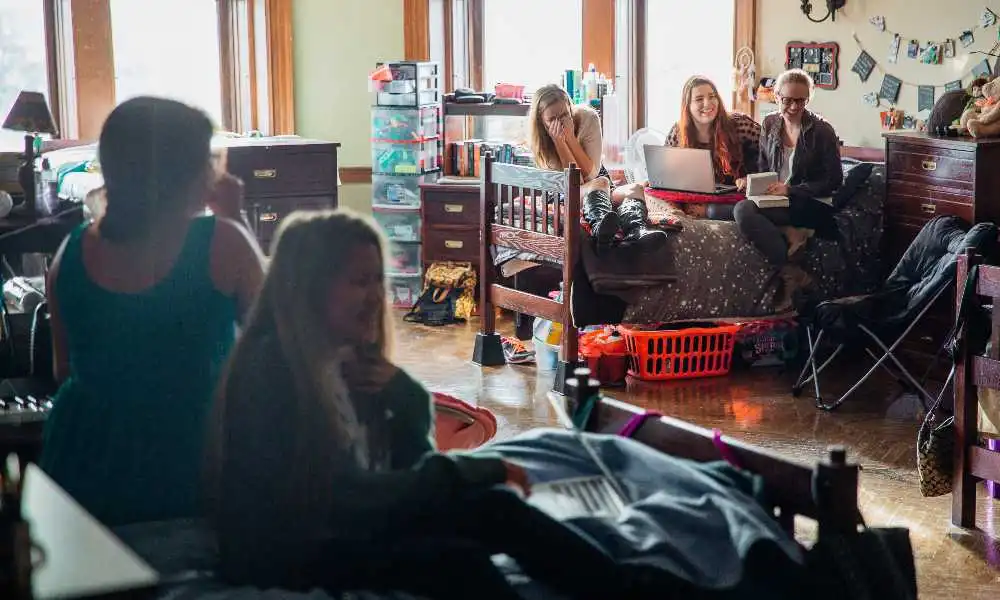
[2,91,57,136]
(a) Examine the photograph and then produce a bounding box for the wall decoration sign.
[960,30,976,47]
[918,85,936,111]
[888,34,901,63]
[870,15,886,31]
[973,58,993,77]
[851,50,876,82]
[919,42,943,64]
[943,38,956,58]
[785,41,840,89]
[879,73,903,103]
[945,80,964,92]
[982,7,997,28]
[907,39,920,59]
[863,91,879,107]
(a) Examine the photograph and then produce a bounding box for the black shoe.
[583,189,620,249]
[617,198,668,251]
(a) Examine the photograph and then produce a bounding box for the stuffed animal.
[966,78,1000,137]
[959,77,992,131]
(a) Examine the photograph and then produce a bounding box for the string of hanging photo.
[850,5,1000,115]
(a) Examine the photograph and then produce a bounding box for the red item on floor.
[433,393,498,450]
[579,327,629,386]
[620,323,740,381]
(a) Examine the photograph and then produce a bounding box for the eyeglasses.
[778,96,809,107]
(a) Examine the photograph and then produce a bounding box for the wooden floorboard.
[392,312,1000,599]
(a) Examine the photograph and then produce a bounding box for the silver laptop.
[644,145,738,195]
[523,392,628,520]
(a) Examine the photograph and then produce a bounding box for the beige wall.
[757,0,996,147]
[292,0,405,214]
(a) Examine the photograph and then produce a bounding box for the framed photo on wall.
[785,41,840,90]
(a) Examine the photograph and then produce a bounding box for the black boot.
[617,198,668,251]
[582,189,620,250]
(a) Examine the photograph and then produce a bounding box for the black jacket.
[758,111,843,233]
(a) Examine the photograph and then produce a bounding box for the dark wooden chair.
[952,250,1000,528]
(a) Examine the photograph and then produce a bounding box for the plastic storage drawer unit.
[372,140,440,175]
[373,205,421,242]
[386,241,422,276]
[387,274,423,308]
[372,106,441,142]
[372,173,437,206]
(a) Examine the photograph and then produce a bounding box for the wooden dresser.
[419,182,481,269]
[883,131,1000,362]
[224,137,340,252]
[883,132,1000,263]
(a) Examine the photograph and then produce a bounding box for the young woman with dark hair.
[40,96,264,525]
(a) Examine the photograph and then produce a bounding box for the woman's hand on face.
[546,119,564,142]
[206,173,245,220]
[559,115,575,139]
[765,181,789,196]
[735,178,747,192]
[502,460,532,496]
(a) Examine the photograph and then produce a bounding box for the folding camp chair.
[792,216,999,411]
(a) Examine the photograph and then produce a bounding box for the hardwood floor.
[393,313,1000,599]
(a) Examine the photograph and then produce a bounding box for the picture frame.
[785,41,840,90]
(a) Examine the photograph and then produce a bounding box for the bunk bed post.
[472,151,505,366]
[952,249,981,528]
[553,163,583,394]
[815,445,861,536]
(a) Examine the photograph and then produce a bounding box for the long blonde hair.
[205,209,392,517]
[529,84,574,171]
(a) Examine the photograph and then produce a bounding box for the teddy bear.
[958,77,990,131]
[964,77,1000,137]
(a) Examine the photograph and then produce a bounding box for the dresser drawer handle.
[444,203,464,213]
[921,160,937,172]
[920,202,936,214]
[444,240,464,249]
[260,212,279,222]
[253,169,277,178]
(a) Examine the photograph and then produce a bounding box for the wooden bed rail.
[952,250,1000,528]
[473,153,584,394]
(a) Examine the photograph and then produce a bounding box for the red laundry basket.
[620,324,740,381]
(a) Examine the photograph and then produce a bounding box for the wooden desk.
[22,465,159,599]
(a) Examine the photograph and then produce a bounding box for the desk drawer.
[228,147,337,197]
[886,183,974,223]
[423,228,480,262]
[421,186,479,227]
[887,144,974,192]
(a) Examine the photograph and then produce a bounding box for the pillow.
[833,162,874,209]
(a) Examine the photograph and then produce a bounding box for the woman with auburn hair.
[529,84,666,252]
[666,75,761,191]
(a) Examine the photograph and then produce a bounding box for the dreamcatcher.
[733,46,757,102]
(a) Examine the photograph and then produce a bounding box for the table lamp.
[2,91,58,217]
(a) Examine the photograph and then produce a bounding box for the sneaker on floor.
[501,336,535,364]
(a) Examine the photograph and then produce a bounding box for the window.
[0,0,50,149]
[110,0,224,127]
[644,0,735,135]
[482,0,582,94]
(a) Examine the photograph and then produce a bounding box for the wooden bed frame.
[577,372,862,536]
[952,250,1000,529]
[471,146,884,393]
[471,155,583,393]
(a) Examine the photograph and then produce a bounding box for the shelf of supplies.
[443,103,530,117]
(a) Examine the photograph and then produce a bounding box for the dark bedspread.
[494,162,885,324]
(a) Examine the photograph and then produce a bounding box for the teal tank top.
[40,216,237,526]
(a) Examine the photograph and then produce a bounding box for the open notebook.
[523,392,628,520]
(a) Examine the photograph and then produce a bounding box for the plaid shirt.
[665,112,761,183]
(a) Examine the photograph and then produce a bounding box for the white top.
[573,105,604,181]
[778,146,795,183]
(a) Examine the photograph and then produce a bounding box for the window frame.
[409,0,757,129]
[38,0,295,140]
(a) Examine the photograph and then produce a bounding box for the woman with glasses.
[733,68,843,312]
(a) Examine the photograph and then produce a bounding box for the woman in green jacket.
[204,210,645,600]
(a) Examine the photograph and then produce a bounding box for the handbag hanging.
[916,264,979,497]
